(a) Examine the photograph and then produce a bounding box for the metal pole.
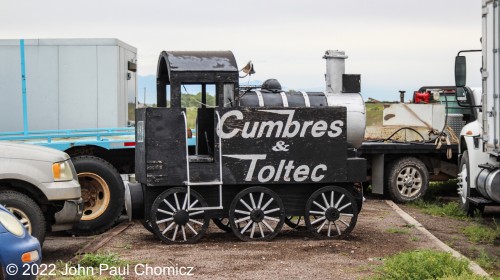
[20,39,28,135]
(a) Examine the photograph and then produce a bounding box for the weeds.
[409,200,468,220]
[79,252,127,268]
[386,228,410,234]
[474,249,498,272]
[462,224,499,244]
[370,249,482,280]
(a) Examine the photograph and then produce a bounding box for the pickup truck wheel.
[457,151,479,216]
[71,156,124,235]
[0,190,46,243]
[386,157,429,203]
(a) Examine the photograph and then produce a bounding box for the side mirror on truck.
[455,55,467,88]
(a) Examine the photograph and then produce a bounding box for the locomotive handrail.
[183,110,224,211]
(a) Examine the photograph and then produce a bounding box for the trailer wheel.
[0,190,46,243]
[458,151,481,216]
[386,157,429,203]
[284,216,307,231]
[305,186,358,239]
[212,218,232,233]
[229,187,285,241]
[150,188,209,244]
[71,156,125,235]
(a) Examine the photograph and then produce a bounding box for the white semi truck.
[456,0,500,215]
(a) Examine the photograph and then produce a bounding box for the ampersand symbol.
[272,141,290,152]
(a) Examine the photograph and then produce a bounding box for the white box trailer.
[0,38,137,132]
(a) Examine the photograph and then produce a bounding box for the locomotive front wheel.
[229,187,285,241]
[212,218,232,233]
[305,186,358,239]
[151,188,209,244]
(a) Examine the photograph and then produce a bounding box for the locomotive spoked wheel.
[284,216,307,231]
[305,186,358,239]
[229,187,285,241]
[151,188,209,244]
[212,218,232,233]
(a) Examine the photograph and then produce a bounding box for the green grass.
[474,249,499,272]
[386,228,410,234]
[409,200,469,220]
[79,252,127,268]
[370,249,482,280]
[365,103,384,126]
[462,224,500,244]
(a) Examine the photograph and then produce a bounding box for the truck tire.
[458,151,480,216]
[71,156,124,235]
[0,190,46,243]
[386,157,429,203]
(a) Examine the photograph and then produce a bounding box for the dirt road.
[43,199,443,279]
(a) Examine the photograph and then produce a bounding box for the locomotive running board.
[182,111,224,211]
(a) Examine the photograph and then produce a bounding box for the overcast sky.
[0,0,483,101]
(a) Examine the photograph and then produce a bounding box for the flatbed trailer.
[359,141,458,202]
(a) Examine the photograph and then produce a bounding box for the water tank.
[239,87,365,148]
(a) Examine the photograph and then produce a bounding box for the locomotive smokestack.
[323,50,348,94]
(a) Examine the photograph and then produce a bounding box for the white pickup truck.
[0,142,82,243]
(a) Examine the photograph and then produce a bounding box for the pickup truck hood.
[0,142,69,162]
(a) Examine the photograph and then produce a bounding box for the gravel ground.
[43,198,442,279]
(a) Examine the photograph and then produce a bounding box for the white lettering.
[219,109,344,139]
[311,120,328,137]
[223,154,328,183]
[258,121,284,138]
[281,111,301,138]
[258,166,275,182]
[223,154,267,181]
[311,164,327,182]
[219,110,243,139]
[283,161,295,182]
[274,160,286,181]
[242,122,258,138]
[300,121,314,137]
[328,120,344,138]
[293,165,310,182]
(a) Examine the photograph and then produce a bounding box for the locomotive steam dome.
[261,79,282,92]
[239,50,366,148]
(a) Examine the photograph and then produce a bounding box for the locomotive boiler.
[130,50,366,244]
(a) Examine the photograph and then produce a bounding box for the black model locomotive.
[130,50,366,243]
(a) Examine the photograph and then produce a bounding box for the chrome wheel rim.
[79,172,111,221]
[396,167,422,198]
